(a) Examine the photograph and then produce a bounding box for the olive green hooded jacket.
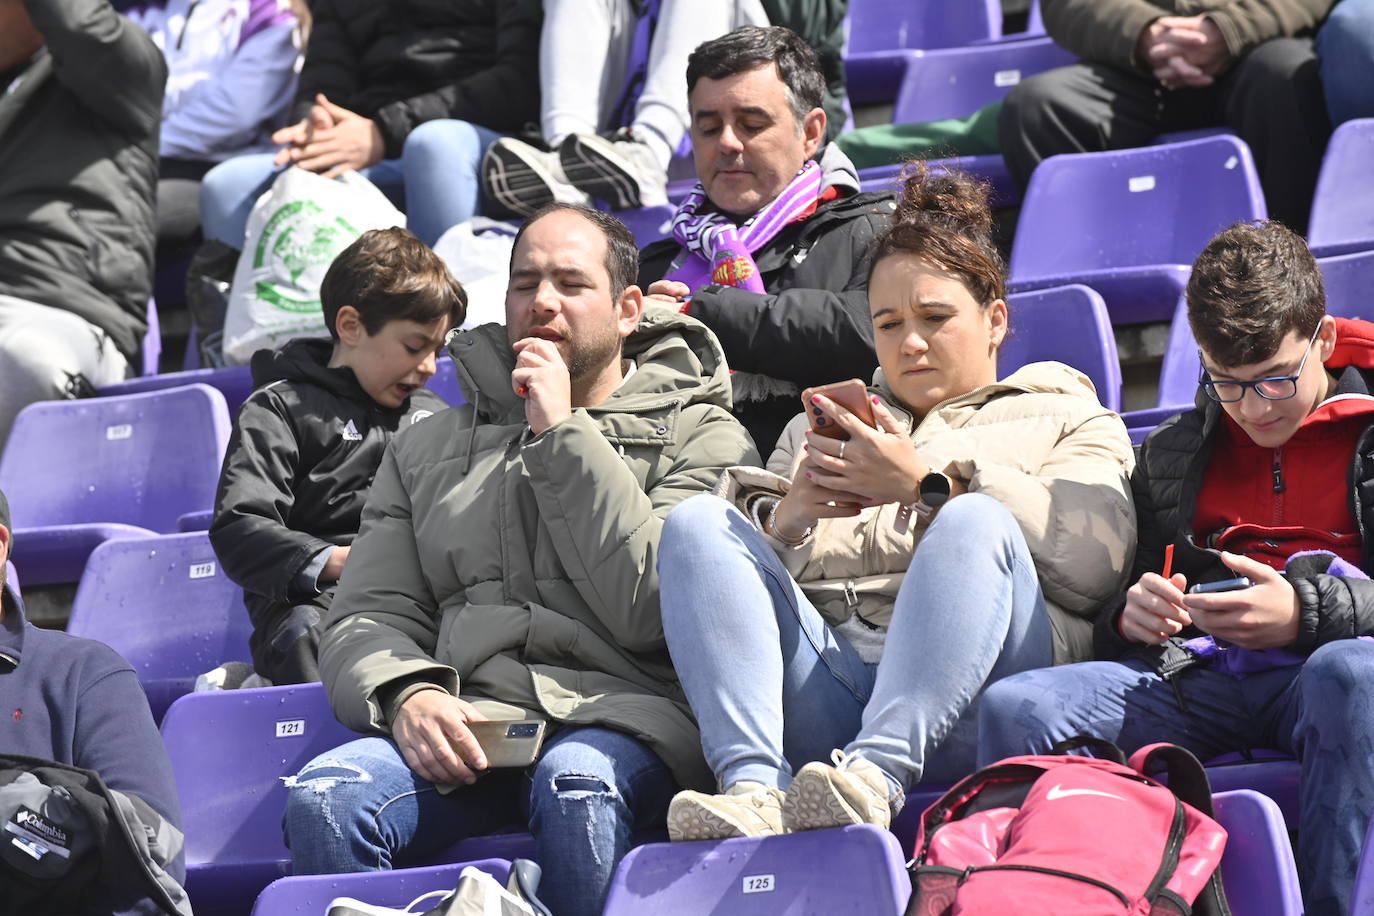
[317,308,758,790]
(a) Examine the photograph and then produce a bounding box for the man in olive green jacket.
[284,204,757,916]
[1000,0,1336,232]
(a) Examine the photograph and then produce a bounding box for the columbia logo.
[341,420,362,441]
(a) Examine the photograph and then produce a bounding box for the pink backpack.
[905,739,1231,916]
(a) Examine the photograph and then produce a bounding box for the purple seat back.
[161,684,362,915]
[1320,250,1374,320]
[426,355,468,407]
[1001,285,1122,411]
[1026,0,1045,35]
[66,532,250,722]
[0,384,231,533]
[602,824,910,914]
[249,859,512,916]
[1010,136,1267,294]
[892,37,1075,123]
[100,365,256,417]
[1308,118,1374,258]
[848,0,1001,54]
[1213,789,1303,915]
[858,153,1020,208]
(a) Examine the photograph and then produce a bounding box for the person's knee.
[403,119,483,160]
[928,492,1017,542]
[283,751,377,844]
[662,494,737,552]
[0,322,82,397]
[1235,37,1320,87]
[1300,640,1374,711]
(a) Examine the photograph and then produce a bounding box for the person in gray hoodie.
[0,0,165,451]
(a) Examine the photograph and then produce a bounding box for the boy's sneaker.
[482,138,589,219]
[782,750,892,833]
[559,130,669,210]
[667,781,786,842]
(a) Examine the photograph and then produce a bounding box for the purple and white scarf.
[665,161,824,294]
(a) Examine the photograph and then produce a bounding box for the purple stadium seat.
[1204,752,1300,827]
[1308,118,1374,258]
[1320,249,1374,320]
[249,859,512,916]
[100,365,256,418]
[161,684,364,916]
[1009,136,1268,324]
[846,0,1002,109]
[65,532,250,722]
[427,355,467,407]
[1001,285,1122,411]
[890,38,1076,125]
[0,384,231,585]
[1213,790,1304,915]
[847,0,1001,57]
[603,824,910,915]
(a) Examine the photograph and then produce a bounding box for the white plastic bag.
[222,168,406,364]
[432,216,519,329]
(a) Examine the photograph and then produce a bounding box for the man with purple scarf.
[978,220,1374,916]
[639,26,895,453]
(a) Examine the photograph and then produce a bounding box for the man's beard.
[565,319,623,383]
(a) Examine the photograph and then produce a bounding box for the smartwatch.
[918,471,952,509]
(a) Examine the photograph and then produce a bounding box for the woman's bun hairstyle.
[869,161,1006,306]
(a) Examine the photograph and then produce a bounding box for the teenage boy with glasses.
[976,220,1374,916]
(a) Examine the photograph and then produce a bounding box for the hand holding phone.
[465,720,548,769]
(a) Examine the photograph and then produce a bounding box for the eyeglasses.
[1199,323,1322,404]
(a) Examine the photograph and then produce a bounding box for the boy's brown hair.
[1187,220,1325,368]
[319,227,467,340]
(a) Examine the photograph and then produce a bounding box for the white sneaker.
[559,130,669,210]
[782,750,893,833]
[482,137,589,219]
[667,780,787,842]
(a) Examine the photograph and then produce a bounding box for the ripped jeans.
[284,726,676,916]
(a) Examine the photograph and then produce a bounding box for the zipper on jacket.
[952,864,1132,908]
[1272,446,1286,525]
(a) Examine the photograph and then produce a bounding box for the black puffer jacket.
[292,0,542,159]
[1095,366,1374,677]
[210,339,446,636]
[639,146,895,452]
[0,0,165,362]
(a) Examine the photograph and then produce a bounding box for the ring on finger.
[838,441,846,460]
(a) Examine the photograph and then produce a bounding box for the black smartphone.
[1187,576,1254,595]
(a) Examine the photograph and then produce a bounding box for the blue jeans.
[977,640,1374,916]
[199,119,503,247]
[283,725,677,916]
[1317,0,1374,125]
[658,493,1052,806]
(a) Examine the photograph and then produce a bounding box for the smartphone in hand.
[464,720,548,768]
[800,379,876,440]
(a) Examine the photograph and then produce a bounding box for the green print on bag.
[252,200,358,313]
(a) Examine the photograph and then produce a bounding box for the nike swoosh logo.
[1045,784,1124,802]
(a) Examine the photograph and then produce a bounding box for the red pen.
[1162,543,1175,579]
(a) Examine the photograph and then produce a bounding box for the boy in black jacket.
[210,228,465,684]
[977,221,1374,916]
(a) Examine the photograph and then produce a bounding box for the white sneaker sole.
[482,141,585,218]
[559,133,651,211]
[782,765,888,833]
[667,794,782,842]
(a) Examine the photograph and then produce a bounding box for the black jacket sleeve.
[24,0,166,136]
[289,0,361,124]
[210,389,336,602]
[1290,570,1374,650]
[685,210,888,385]
[371,0,542,156]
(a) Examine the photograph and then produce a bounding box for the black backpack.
[0,754,191,916]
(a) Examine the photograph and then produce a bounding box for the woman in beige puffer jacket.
[657,165,1136,843]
